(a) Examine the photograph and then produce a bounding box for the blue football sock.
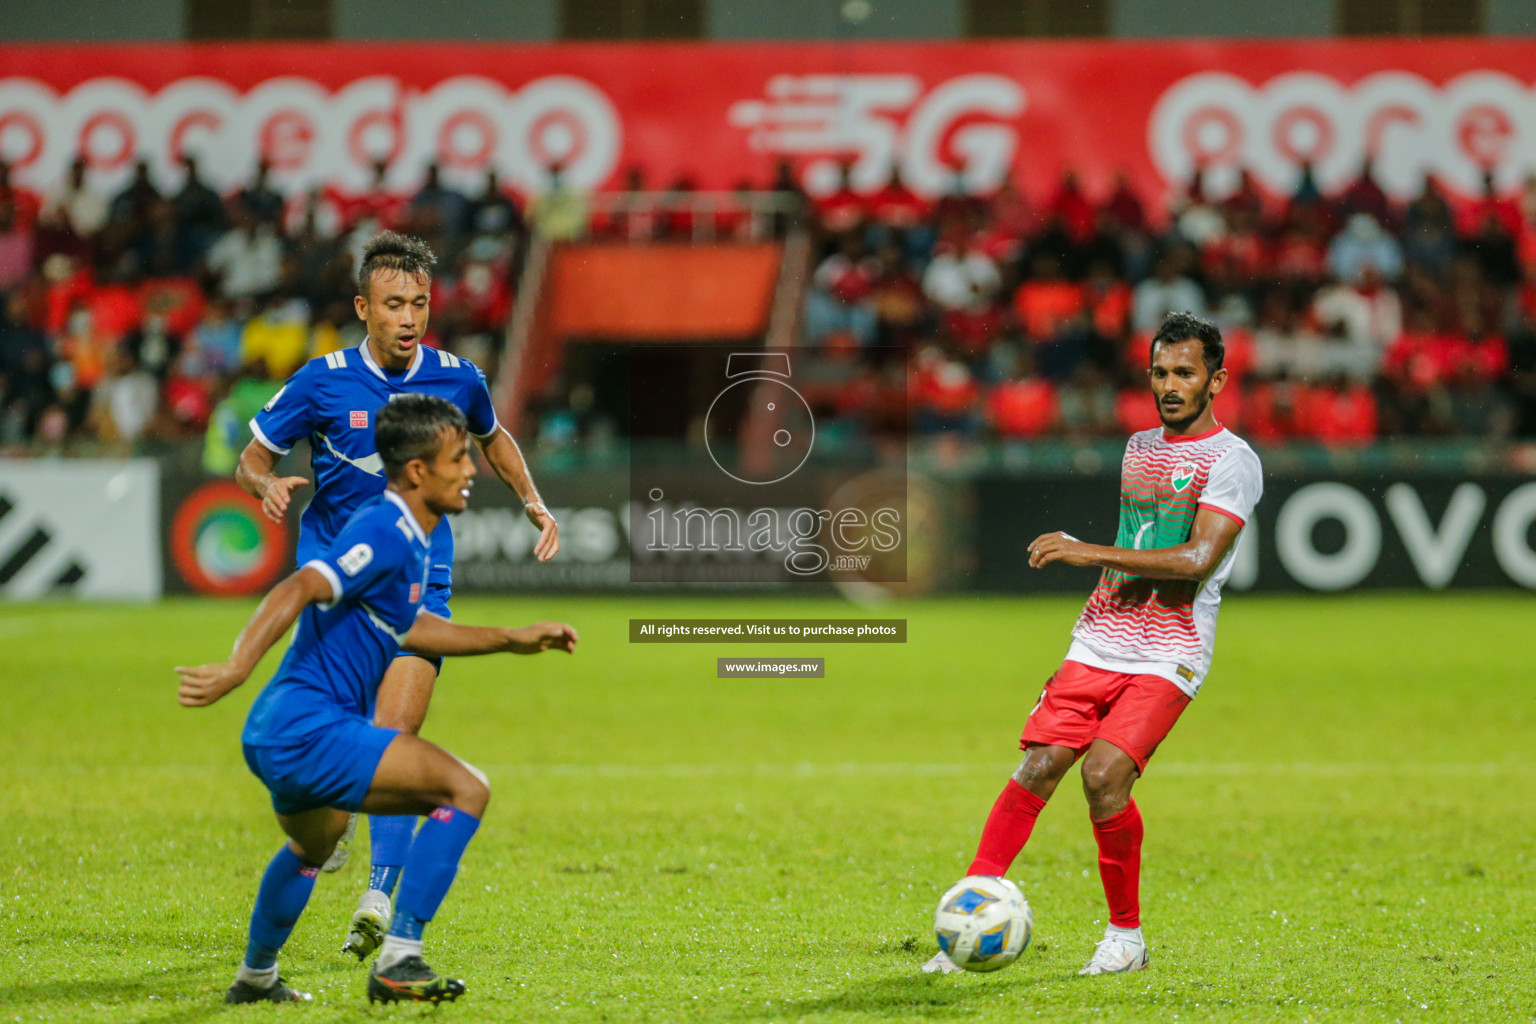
[368,863,403,896]
[368,815,416,894]
[243,845,320,970]
[389,807,481,942]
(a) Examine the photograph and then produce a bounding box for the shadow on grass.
[0,954,369,1023]
[733,970,1073,1021]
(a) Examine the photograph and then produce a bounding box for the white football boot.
[920,950,965,974]
[321,813,358,873]
[342,889,391,961]
[1078,925,1149,975]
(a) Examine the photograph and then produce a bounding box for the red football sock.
[1091,799,1143,928]
[968,780,1047,876]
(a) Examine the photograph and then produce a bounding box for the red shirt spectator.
[1221,168,1266,223]
[1270,227,1328,282]
[868,169,929,229]
[326,161,405,231]
[1458,331,1511,383]
[1082,273,1131,339]
[1014,277,1084,341]
[815,164,865,234]
[1115,387,1163,434]
[163,365,214,432]
[1304,382,1378,446]
[0,164,42,230]
[1047,170,1095,242]
[1337,159,1394,230]
[138,277,206,338]
[988,378,1058,437]
[911,349,980,419]
[1220,326,1256,384]
[433,261,513,333]
[88,281,144,345]
[1103,171,1146,234]
[1384,321,1461,391]
[814,243,879,305]
[1457,170,1523,238]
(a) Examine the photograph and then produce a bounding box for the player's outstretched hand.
[526,501,560,562]
[507,621,579,655]
[260,476,309,524]
[1027,531,1092,569]
[175,661,249,706]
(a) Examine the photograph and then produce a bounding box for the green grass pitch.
[3,593,1534,1023]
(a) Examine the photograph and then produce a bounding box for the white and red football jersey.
[1065,424,1263,697]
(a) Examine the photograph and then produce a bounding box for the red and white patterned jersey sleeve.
[1197,444,1263,527]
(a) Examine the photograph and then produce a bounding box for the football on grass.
[932,874,1033,972]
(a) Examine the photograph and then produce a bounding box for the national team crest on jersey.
[1172,460,1197,491]
[350,410,368,429]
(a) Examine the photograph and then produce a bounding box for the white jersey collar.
[360,337,425,384]
[383,489,430,545]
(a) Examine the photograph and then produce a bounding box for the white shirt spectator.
[1312,281,1401,381]
[922,248,1001,313]
[206,224,283,299]
[1132,274,1205,333]
[100,369,159,440]
[46,182,109,237]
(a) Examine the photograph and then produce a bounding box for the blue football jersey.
[242,491,432,746]
[249,340,498,589]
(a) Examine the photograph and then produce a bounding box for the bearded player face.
[1149,337,1226,431]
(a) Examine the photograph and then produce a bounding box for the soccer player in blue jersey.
[235,231,559,958]
[180,395,578,1005]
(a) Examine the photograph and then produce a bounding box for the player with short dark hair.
[924,311,1263,976]
[182,394,577,1005]
[236,230,559,958]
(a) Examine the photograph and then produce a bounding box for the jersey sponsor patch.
[338,543,374,577]
[350,410,368,429]
[409,582,421,603]
[263,385,287,412]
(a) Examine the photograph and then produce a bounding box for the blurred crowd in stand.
[4,149,1536,458]
[804,160,1536,444]
[0,156,528,464]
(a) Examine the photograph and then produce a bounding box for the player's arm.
[175,566,334,707]
[236,439,310,524]
[402,611,578,657]
[1027,507,1244,581]
[477,426,559,561]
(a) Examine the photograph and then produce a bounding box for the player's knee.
[452,753,489,789]
[1079,758,1131,802]
[288,837,334,867]
[450,768,490,817]
[1012,747,1070,790]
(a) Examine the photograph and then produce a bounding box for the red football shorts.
[1020,660,1191,773]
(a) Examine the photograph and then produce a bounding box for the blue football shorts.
[243,711,400,816]
[393,582,452,673]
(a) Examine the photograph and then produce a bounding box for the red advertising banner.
[3,40,1536,209]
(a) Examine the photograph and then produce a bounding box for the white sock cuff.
[236,962,278,986]
[377,935,424,970]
